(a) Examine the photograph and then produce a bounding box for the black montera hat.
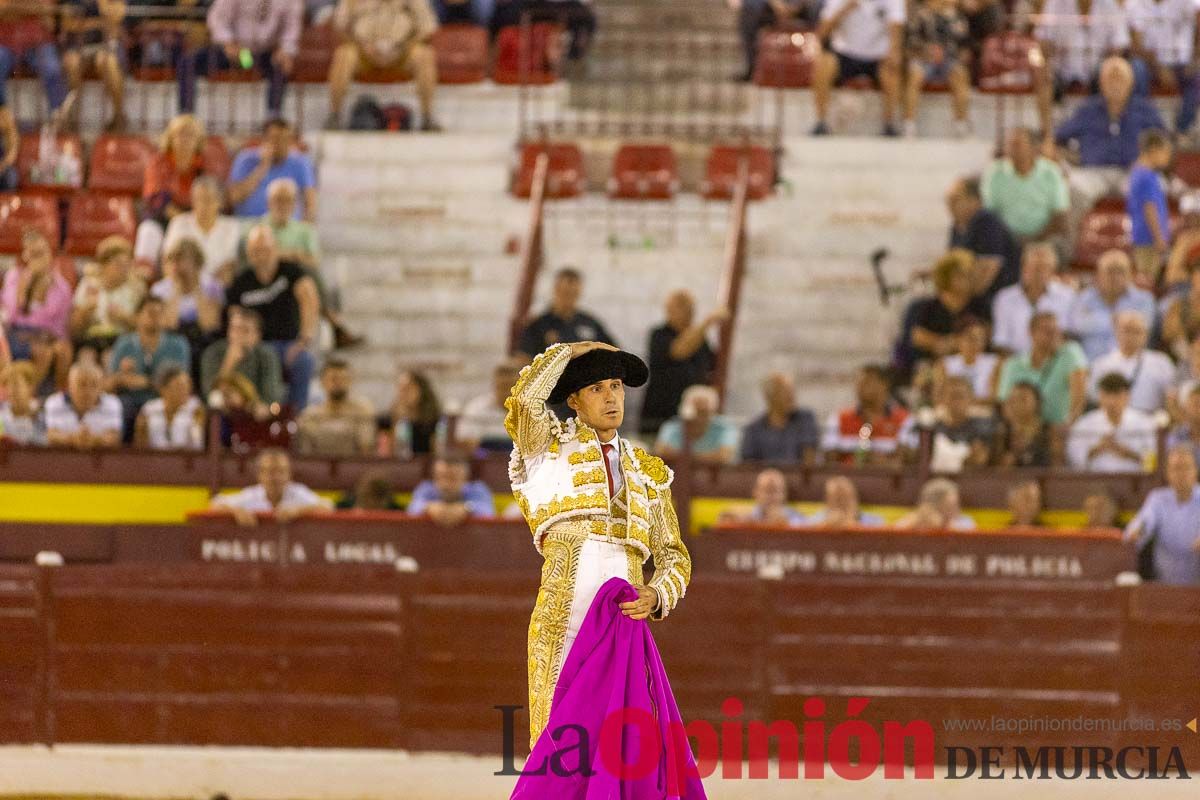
[548,349,649,404]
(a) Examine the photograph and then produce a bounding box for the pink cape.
[511,577,708,799]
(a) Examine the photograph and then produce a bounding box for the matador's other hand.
[620,585,658,620]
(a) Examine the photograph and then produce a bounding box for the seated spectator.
[407,451,496,525]
[1089,310,1174,413]
[135,114,208,268]
[152,238,224,354]
[932,316,999,406]
[894,249,987,381]
[228,118,317,221]
[1007,480,1044,528]
[457,357,524,453]
[0,361,45,445]
[809,0,904,137]
[924,375,993,472]
[1125,445,1200,584]
[1083,487,1120,529]
[179,0,302,116]
[0,104,16,190]
[70,236,145,352]
[210,448,333,527]
[44,360,122,449]
[991,381,1059,467]
[806,475,884,527]
[1068,373,1158,472]
[225,225,319,410]
[718,468,806,526]
[1067,249,1156,360]
[902,0,970,138]
[1166,384,1200,466]
[133,363,204,450]
[200,306,285,414]
[2,229,72,360]
[1161,269,1200,361]
[0,0,69,122]
[997,312,1087,426]
[1127,129,1173,285]
[821,364,910,465]
[735,0,810,81]
[17,328,67,398]
[639,289,722,436]
[1127,0,1200,135]
[380,368,444,456]
[295,358,376,456]
[655,385,738,465]
[1035,3,1130,139]
[162,177,241,285]
[739,371,819,465]
[895,477,975,530]
[107,295,191,436]
[61,0,127,131]
[336,469,402,511]
[1168,331,1200,419]
[991,242,1075,355]
[982,127,1069,247]
[517,267,616,358]
[946,175,1021,304]
[213,372,265,419]
[328,0,441,131]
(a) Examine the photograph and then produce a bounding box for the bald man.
[639,290,727,435]
[1089,309,1175,412]
[740,371,820,464]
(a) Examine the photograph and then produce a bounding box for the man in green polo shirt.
[998,311,1088,425]
[982,127,1069,242]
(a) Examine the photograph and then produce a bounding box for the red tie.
[601,443,615,498]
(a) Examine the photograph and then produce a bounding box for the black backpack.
[348,95,387,131]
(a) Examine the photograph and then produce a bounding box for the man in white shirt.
[457,357,523,453]
[991,242,1076,354]
[1089,310,1175,412]
[810,0,906,137]
[1127,0,1200,133]
[210,447,333,526]
[44,361,123,450]
[1068,372,1158,472]
[1067,248,1157,360]
[162,177,242,284]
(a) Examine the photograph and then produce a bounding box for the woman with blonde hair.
[134,113,213,267]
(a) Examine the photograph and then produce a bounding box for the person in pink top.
[2,228,73,360]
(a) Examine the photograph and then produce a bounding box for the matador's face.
[568,378,625,434]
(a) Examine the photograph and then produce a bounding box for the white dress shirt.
[1088,347,1177,412]
[1067,407,1158,472]
[212,482,333,512]
[991,282,1077,354]
[1036,0,1131,82]
[1126,0,1197,66]
[163,213,242,280]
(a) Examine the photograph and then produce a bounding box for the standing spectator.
[1034,0,1131,138]
[328,0,441,131]
[1007,480,1044,527]
[933,316,1000,406]
[1089,310,1175,412]
[0,361,44,445]
[457,357,524,453]
[719,468,807,526]
[1127,0,1200,135]
[655,384,738,465]
[925,375,994,471]
[133,363,204,450]
[991,243,1075,355]
[739,371,820,464]
[179,0,302,116]
[997,312,1088,426]
[107,295,191,436]
[1084,487,1120,529]
[806,475,885,526]
[894,249,988,378]
[1067,248,1156,360]
[227,118,317,221]
[517,268,616,358]
[225,225,319,410]
[162,177,242,285]
[209,448,333,526]
[44,361,123,449]
[946,175,1021,303]
[0,0,69,120]
[1166,383,1200,465]
[896,477,975,530]
[1127,129,1173,285]
[1162,270,1200,361]
[2,229,73,359]
[61,0,128,131]
[822,364,910,465]
[380,368,443,456]
[902,0,971,138]
[639,290,722,436]
[295,358,376,456]
[135,114,209,269]
[407,451,495,525]
[981,127,1070,246]
[70,236,145,351]
[200,307,285,412]
[0,102,17,190]
[151,238,224,355]
[991,381,1059,466]
[1125,445,1200,584]
[1068,373,1158,472]
[809,0,905,137]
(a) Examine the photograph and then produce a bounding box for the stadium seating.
[16,132,86,192]
[977,31,1039,94]
[511,141,585,199]
[752,29,816,88]
[434,24,490,84]
[608,144,678,200]
[0,193,60,253]
[87,134,155,195]
[292,23,337,84]
[202,135,233,181]
[702,144,775,201]
[1174,150,1200,188]
[1073,197,1131,271]
[63,193,138,255]
[493,23,563,85]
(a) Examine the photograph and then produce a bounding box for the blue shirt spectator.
[805,509,885,527]
[1127,163,1169,247]
[1054,95,1166,168]
[739,372,820,464]
[408,456,496,523]
[655,383,739,465]
[1066,251,1156,360]
[1126,446,1200,585]
[228,123,317,220]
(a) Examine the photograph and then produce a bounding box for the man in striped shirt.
[44,360,122,449]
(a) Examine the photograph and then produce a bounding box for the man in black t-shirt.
[638,289,725,435]
[947,175,1020,305]
[226,225,320,410]
[517,267,616,358]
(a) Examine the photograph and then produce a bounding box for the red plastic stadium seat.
[16,132,85,191]
[1073,198,1130,271]
[293,23,336,83]
[88,134,154,195]
[132,22,184,81]
[512,142,585,199]
[54,255,79,288]
[203,136,232,181]
[752,30,817,88]
[978,32,1039,94]
[435,24,489,84]
[63,193,137,256]
[607,144,678,200]
[0,194,60,254]
[1174,150,1200,188]
[493,23,562,85]
[702,145,775,201]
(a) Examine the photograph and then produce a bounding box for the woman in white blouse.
[933,316,1000,408]
[162,177,241,285]
[134,364,205,450]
